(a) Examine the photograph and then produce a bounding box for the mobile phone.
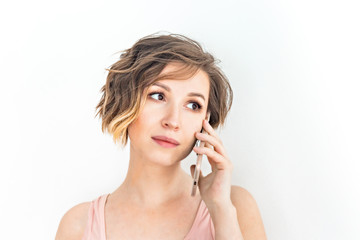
[191,113,211,196]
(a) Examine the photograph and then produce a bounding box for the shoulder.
[55,201,91,240]
[230,185,267,239]
[230,185,261,214]
[230,185,257,205]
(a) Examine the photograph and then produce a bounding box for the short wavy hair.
[95,33,233,148]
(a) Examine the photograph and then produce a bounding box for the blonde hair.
[95,33,233,148]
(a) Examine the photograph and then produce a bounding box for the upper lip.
[152,136,180,145]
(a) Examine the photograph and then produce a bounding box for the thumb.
[190,165,196,178]
[190,165,204,182]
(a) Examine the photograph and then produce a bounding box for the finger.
[202,119,221,143]
[197,169,205,188]
[196,132,228,158]
[204,141,213,149]
[193,146,231,170]
[204,142,216,171]
[191,164,205,177]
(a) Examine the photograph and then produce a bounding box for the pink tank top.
[81,193,215,240]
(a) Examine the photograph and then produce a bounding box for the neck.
[115,144,193,208]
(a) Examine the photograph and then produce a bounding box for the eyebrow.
[152,82,206,102]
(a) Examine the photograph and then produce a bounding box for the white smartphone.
[191,113,211,196]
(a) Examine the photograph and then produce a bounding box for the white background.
[1,0,359,239]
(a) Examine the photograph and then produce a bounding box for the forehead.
[154,62,210,99]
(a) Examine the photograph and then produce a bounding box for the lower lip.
[152,138,178,148]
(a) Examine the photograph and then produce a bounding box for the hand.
[190,118,234,208]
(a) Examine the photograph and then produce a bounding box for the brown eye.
[186,102,202,111]
[149,92,164,101]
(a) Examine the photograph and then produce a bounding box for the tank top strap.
[184,199,215,240]
[81,194,109,240]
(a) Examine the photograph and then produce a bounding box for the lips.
[152,136,179,148]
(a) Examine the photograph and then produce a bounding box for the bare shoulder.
[230,185,267,240]
[55,201,91,240]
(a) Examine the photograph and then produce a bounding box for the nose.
[161,106,180,131]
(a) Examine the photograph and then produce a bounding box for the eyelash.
[148,91,203,112]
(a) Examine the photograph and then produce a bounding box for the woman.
[56,33,267,240]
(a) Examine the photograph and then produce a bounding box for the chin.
[146,151,185,166]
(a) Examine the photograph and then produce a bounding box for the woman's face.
[128,62,210,165]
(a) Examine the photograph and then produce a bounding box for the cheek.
[138,102,156,120]
[185,127,199,146]
[190,120,203,133]
[131,104,153,128]
[128,110,153,139]
[128,116,144,138]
